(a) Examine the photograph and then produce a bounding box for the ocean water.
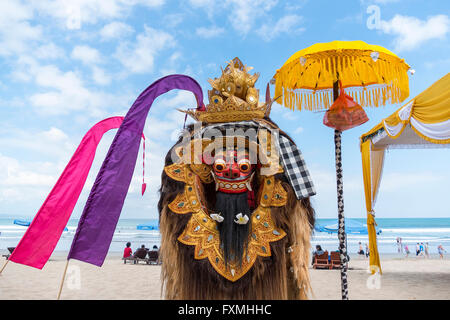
[312,218,450,256]
[0,217,161,254]
[1,217,449,256]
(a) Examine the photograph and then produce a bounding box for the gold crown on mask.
[183,57,277,123]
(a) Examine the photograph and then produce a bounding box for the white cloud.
[188,0,216,18]
[294,127,304,134]
[257,14,304,41]
[372,0,400,3]
[188,0,292,40]
[92,66,112,85]
[380,14,450,52]
[10,56,126,117]
[226,0,278,35]
[0,0,42,57]
[189,0,214,6]
[71,45,102,65]
[34,43,66,60]
[0,126,74,164]
[162,13,184,28]
[133,0,166,7]
[99,21,134,41]
[30,0,165,29]
[196,26,225,38]
[41,127,69,142]
[114,25,175,74]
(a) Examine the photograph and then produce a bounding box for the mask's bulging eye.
[214,159,226,172]
[238,159,251,173]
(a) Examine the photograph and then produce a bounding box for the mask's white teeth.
[246,172,255,191]
[211,170,219,191]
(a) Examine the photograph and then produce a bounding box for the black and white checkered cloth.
[277,133,316,199]
[193,121,316,200]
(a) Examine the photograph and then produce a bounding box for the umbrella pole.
[333,81,349,300]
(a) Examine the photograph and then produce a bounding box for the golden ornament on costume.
[181,57,278,123]
[165,162,287,282]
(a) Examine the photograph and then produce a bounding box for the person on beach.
[419,243,425,257]
[313,245,325,256]
[150,245,161,264]
[358,242,365,256]
[311,245,325,265]
[399,237,403,253]
[123,242,132,258]
[438,244,446,259]
[425,242,430,258]
[416,243,420,256]
[404,244,410,258]
[133,244,148,259]
[365,243,370,258]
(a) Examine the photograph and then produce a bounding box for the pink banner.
[9,116,126,269]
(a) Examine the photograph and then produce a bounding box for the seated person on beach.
[133,244,148,259]
[313,245,325,256]
[149,245,160,264]
[123,242,132,258]
[311,245,325,265]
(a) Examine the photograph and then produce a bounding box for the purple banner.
[68,75,204,266]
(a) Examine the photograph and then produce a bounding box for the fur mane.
[158,120,315,299]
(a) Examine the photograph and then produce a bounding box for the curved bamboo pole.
[0,259,9,274]
[57,260,70,300]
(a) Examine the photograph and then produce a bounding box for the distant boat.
[13,219,31,227]
[136,223,159,231]
[314,219,382,235]
[13,219,69,231]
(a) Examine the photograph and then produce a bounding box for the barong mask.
[212,148,255,194]
[161,58,316,286]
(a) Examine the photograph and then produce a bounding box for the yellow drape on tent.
[361,140,384,274]
[413,73,450,124]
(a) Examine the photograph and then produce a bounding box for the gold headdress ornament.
[182,57,278,123]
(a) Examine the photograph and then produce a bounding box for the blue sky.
[0,0,449,219]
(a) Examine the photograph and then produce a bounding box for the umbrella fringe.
[274,51,410,111]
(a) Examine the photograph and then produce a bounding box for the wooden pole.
[57,260,70,300]
[333,80,349,300]
[0,259,9,274]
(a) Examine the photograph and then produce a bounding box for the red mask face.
[213,149,254,193]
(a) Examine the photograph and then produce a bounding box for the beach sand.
[0,252,449,300]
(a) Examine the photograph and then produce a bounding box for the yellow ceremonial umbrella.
[274,40,411,300]
[274,40,410,110]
